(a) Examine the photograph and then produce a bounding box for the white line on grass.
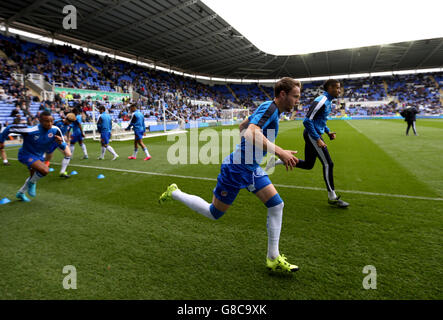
[344,120,364,134]
[9,158,442,202]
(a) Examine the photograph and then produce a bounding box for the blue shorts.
[101,132,111,145]
[70,134,83,144]
[213,157,272,205]
[18,150,44,169]
[134,130,145,140]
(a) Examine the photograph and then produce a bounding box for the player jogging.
[44,113,75,178]
[266,79,349,208]
[126,104,151,161]
[0,111,71,202]
[97,105,119,160]
[70,108,88,159]
[160,78,301,273]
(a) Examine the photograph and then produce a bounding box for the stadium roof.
[1,0,443,80]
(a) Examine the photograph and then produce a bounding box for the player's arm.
[239,118,249,132]
[0,124,27,145]
[325,125,336,140]
[97,116,103,133]
[125,114,136,131]
[244,123,298,171]
[303,116,327,148]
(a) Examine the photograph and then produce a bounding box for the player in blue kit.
[125,104,151,161]
[0,111,71,202]
[97,105,119,160]
[44,113,75,178]
[159,78,301,273]
[70,108,88,159]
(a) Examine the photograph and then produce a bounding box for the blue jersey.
[0,124,67,157]
[54,119,71,136]
[303,91,334,141]
[71,115,83,136]
[231,101,280,171]
[97,111,112,134]
[127,110,146,132]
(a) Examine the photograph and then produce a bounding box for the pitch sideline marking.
[8,158,442,202]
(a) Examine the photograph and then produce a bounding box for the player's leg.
[58,148,71,178]
[98,134,107,160]
[16,159,49,200]
[70,136,76,156]
[294,130,317,170]
[128,138,138,159]
[104,132,118,160]
[309,139,348,207]
[159,182,233,220]
[159,162,239,220]
[78,139,88,159]
[139,138,151,161]
[412,121,418,136]
[269,129,316,170]
[44,152,53,167]
[1,146,10,166]
[253,178,298,273]
[406,121,412,136]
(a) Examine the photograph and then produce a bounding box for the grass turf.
[0,119,442,299]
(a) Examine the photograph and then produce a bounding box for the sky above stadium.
[202,0,443,55]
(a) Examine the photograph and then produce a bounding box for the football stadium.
[0,0,442,304]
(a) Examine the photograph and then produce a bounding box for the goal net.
[221,108,250,125]
[90,100,187,141]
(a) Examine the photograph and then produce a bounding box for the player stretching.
[126,104,151,161]
[160,78,301,273]
[0,111,71,202]
[44,113,75,178]
[97,105,119,160]
[70,108,88,159]
[266,79,349,208]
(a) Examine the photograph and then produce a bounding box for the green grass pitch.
[0,119,442,299]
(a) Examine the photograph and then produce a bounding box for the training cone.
[70,171,78,176]
[49,168,55,172]
[97,174,105,179]
[0,197,11,205]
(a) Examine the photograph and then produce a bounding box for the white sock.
[267,202,284,260]
[275,159,284,166]
[107,146,118,157]
[60,157,70,173]
[81,144,88,156]
[172,189,215,220]
[70,145,75,156]
[3,159,8,164]
[29,171,44,184]
[19,177,31,193]
[328,191,337,200]
[143,148,150,157]
[101,147,106,158]
[133,149,138,158]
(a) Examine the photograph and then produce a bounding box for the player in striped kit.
[267,79,349,208]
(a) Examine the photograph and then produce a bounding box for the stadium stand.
[0,33,442,130]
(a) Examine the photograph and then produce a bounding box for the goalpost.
[221,108,250,125]
[90,100,187,141]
